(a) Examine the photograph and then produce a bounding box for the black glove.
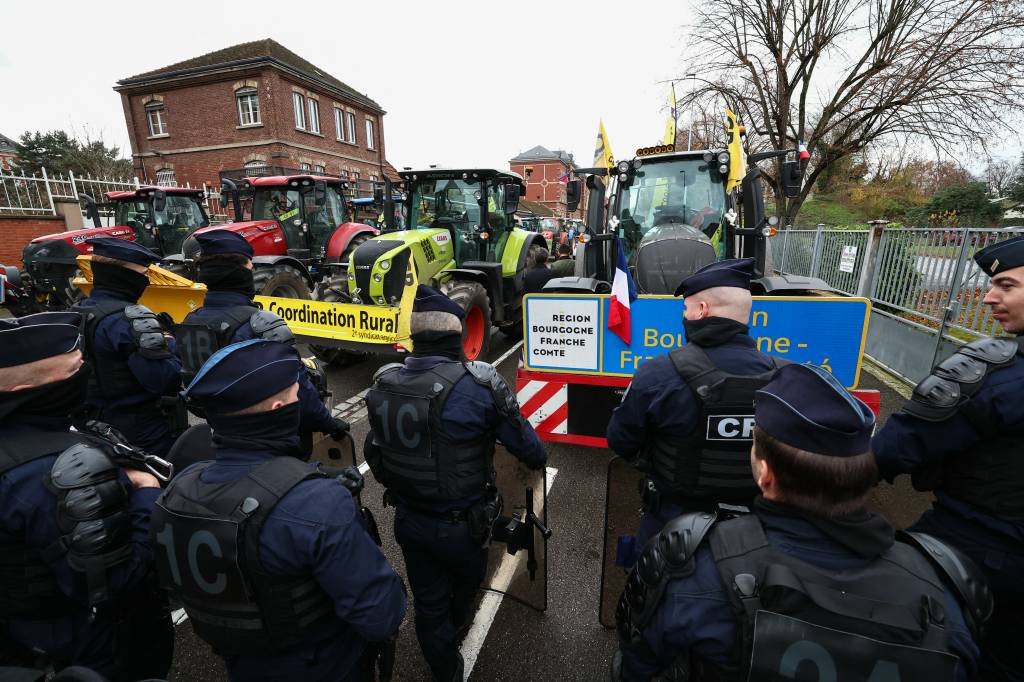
[337,465,365,496]
[330,417,350,441]
[155,311,176,333]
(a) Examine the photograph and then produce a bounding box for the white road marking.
[460,466,558,681]
[172,608,188,625]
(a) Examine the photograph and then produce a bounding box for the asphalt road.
[164,332,928,682]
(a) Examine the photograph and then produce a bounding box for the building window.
[339,169,349,180]
[365,119,375,150]
[146,102,167,136]
[352,171,360,182]
[370,174,379,183]
[334,109,344,140]
[293,92,306,130]
[236,87,260,126]
[307,99,320,134]
[300,162,312,171]
[155,168,176,186]
[346,112,356,144]
[244,160,268,177]
[313,164,326,174]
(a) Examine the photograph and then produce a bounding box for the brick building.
[509,145,584,218]
[0,133,18,170]
[114,39,394,191]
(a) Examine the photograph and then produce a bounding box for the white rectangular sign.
[839,245,858,274]
[524,296,601,372]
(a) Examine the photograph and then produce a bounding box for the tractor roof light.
[717,151,730,165]
[618,173,629,183]
[617,160,631,173]
[762,226,778,237]
[718,164,729,174]
[632,158,643,170]
[379,259,390,271]
[703,151,714,163]
[480,232,489,240]
[462,173,469,179]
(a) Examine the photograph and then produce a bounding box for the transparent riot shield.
[482,447,551,612]
[599,456,645,628]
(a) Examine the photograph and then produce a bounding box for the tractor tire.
[253,263,311,299]
[447,280,491,361]
[341,234,371,266]
[311,275,367,367]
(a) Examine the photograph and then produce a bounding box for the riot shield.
[599,455,645,628]
[482,447,551,612]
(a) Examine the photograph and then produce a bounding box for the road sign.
[523,294,871,388]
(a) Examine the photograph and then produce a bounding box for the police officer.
[151,340,405,681]
[74,237,182,457]
[873,234,1024,681]
[177,229,348,451]
[607,258,785,551]
[0,312,172,680]
[614,363,987,682]
[364,285,546,681]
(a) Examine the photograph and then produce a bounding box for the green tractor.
[320,168,548,360]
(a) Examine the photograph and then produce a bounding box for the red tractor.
[183,174,378,299]
[5,186,209,313]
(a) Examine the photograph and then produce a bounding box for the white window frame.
[243,160,268,177]
[236,88,260,126]
[293,92,306,130]
[307,99,320,134]
[339,169,349,180]
[313,164,326,174]
[334,108,344,140]
[365,119,375,150]
[300,162,312,172]
[155,168,176,186]
[146,103,167,136]
[346,112,356,144]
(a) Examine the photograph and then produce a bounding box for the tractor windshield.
[615,158,728,253]
[410,179,483,233]
[251,185,347,257]
[114,195,207,255]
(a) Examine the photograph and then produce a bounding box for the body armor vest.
[0,427,133,619]
[905,336,1024,521]
[75,300,139,401]
[150,456,339,656]
[365,361,494,504]
[176,306,256,387]
[643,344,786,506]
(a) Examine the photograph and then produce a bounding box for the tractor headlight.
[717,151,730,165]
[617,160,630,173]
[379,259,390,271]
[618,173,629,183]
[374,274,382,283]
[718,164,729,174]
[632,158,643,170]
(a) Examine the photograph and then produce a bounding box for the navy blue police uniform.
[0,312,173,680]
[607,259,783,554]
[364,285,546,682]
[175,230,346,451]
[872,235,1024,681]
[73,238,182,457]
[615,364,987,682]
[151,340,405,682]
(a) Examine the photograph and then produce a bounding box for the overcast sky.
[0,0,696,172]
[1,1,1018,175]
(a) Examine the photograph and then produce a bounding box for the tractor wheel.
[447,281,491,361]
[311,275,367,367]
[341,234,371,266]
[253,263,311,299]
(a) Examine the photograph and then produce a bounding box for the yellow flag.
[593,120,614,174]
[663,83,677,147]
[725,109,747,193]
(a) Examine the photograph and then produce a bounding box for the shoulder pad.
[50,443,118,490]
[467,361,520,420]
[249,309,294,345]
[903,339,1018,422]
[465,360,498,385]
[372,362,404,384]
[898,531,994,640]
[959,337,1018,366]
[617,511,718,643]
[123,303,155,321]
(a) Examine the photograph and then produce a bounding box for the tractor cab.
[248,176,350,260]
[106,187,209,256]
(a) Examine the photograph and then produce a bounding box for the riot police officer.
[873,234,1024,680]
[176,229,348,451]
[607,258,785,552]
[364,285,546,682]
[0,312,173,679]
[614,363,987,682]
[152,339,405,681]
[74,237,182,457]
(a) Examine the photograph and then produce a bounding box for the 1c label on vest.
[706,415,756,441]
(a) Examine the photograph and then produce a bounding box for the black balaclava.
[197,260,256,299]
[91,261,149,302]
[682,316,748,347]
[411,330,463,360]
[208,401,303,458]
[0,362,92,421]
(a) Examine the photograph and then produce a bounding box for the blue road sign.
[523,294,871,388]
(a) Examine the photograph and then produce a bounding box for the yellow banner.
[663,83,677,147]
[725,109,747,193]
[593,120,614,174]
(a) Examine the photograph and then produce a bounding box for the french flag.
[608,237,638,344]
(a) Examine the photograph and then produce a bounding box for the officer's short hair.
[533,248,549,267]
[752,426,877,517]
[410,310,462,335]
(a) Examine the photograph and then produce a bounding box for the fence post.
[134,176,141,189]
[810,223,825,278]
[856,219,887,298]
[929,230,973,368]
[40,167,56,215]
[69,170,79,201]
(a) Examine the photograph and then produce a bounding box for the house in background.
[0,133,19,170]
[509,145,585,218]
[114,39,396,193]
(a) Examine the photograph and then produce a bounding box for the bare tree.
[985,157,1017,197]
[679,0,1024,224]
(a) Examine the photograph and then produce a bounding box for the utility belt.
[640,478,718,516]
[385,487,503,546]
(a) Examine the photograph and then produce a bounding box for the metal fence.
[775,225,1024,382]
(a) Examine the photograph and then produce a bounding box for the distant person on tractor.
[524,247,557,294]
[550,243,575,277]
[175,230,349,461]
